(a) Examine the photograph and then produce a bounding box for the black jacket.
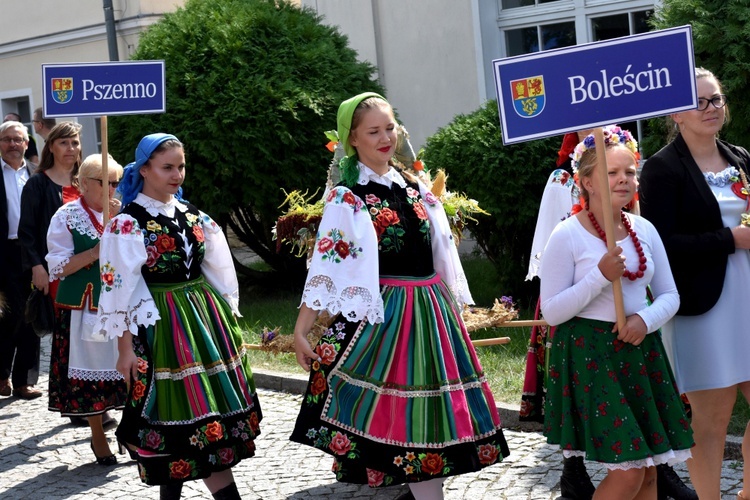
[18,171,65,272]
[0,161,36,280]
[639,133,750,315]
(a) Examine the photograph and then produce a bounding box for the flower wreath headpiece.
[571,125,639,173]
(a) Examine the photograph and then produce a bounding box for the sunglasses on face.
[88,178,120,188]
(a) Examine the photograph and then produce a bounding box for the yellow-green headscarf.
[337,92,387,157]
[336,92,387,187]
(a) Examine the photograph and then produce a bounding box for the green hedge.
[108,0,384,285]
[422,100,560,306]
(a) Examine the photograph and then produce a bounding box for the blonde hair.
[77,154,124,193]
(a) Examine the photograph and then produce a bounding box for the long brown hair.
[38,121,83,185]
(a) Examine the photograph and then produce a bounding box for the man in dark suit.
[0,121,42,400]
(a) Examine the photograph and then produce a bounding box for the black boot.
[656,463,698,500]
[159,483,183,500]
[212,482,241,500]
[560,456,595,500]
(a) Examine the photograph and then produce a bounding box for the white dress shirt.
[2,158,30,239]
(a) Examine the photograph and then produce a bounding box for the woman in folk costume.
[46,154,128,466]
[540,126,694,499]
[525,129,698,500]
[96,134,261,500]
[290,93,509,500]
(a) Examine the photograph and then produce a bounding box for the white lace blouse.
[300,164,473,324]
[96,193,240,339]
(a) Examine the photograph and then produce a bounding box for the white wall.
[302,0,483,150]
[0,0,183,157]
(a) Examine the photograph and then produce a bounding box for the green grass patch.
[235,255,750,436]
[236,256,529,403]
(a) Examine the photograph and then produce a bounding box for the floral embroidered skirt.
[290,273,509,488]
[544,317,694,467]
[115,277,262,485]
[48,309,127,416]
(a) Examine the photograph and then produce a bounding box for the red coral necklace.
[587,210,647,281]
[80,197,105,236]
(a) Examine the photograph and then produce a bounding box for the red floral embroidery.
[328,432,352,455]
[204,421,224,442]
[420,453,445,475]
[169,459,192,479]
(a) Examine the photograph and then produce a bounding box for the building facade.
[0,0,184,156]
[301,0,662,148]
[1,0,662,156]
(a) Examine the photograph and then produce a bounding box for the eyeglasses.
[88,178,120,188]
[0,137,26,145]
[696,94,727,111]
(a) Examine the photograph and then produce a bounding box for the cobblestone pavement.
[0,337,743,499]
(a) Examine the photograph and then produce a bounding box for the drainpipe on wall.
[370,0,384,84]
[103,0,120,61]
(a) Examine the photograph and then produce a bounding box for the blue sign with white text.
[42,61,166,118]
[493,26,696,144]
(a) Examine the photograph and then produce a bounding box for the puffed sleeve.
[418,182,474,307]
[199,211,240,316]
[96,214,160,338]
[301,186,384,323]
[46,206,74,281]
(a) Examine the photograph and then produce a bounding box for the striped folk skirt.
[290,273,509,487]
[116,277,262,485]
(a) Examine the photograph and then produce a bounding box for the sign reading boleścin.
[493,26,696,145]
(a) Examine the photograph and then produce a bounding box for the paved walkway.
[0,336,743,499]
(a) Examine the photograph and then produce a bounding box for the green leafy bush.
[108,0,384,285]
[422,100,559,305]
[652,0,750,147]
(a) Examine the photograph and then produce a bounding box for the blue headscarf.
[117,133,183,209]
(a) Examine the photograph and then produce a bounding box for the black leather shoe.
[90,439,117,466]
[656,463,698,500]
[560,456,595,500]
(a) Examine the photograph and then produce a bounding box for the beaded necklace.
[80,197,104,236]
[587,210,647,281]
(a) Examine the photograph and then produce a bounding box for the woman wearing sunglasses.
[45,154,128,466]
[640,67,750,500]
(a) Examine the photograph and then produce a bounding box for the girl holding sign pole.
[540,126,694,499]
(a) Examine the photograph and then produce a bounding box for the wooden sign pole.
[593,127,627,329]
[100,116,110,224]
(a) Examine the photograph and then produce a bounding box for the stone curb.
[252,368,744,461]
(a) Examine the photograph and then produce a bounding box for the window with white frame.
[497,3,658,142]
[506,21,576,56]
[502,0,562,8]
